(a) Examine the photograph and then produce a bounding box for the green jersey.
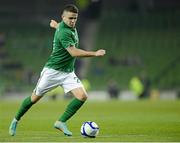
[45,21,79,72]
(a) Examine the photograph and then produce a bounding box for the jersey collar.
[62,21,75,30]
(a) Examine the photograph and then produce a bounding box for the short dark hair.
[63,4,78,13]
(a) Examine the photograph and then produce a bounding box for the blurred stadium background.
[0,0,180,100]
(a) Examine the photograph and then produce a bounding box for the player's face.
[62,11,78,28]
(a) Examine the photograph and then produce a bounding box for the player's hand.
[95,49,106,56]
[50,20,58,29]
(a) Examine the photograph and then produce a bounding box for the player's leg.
[15,93,42,120]
[58,87,87,122]
[9,93,42,136]
[54,71,88,136]
[9,67,58,136]
[54,76,88,136]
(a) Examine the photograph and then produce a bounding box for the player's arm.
[66,46,106,57]
[50,20,59,29]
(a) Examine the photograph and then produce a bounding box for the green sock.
[15,96,34,121]
[59,98,85,122]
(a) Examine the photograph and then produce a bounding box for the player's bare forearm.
[66,46,106,57]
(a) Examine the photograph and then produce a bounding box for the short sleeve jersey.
[45,21,79,72]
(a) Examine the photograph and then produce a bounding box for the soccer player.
[9,4,106,136]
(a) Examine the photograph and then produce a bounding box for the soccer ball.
[80,121,99,138]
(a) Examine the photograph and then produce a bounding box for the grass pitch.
[0,98,180,142]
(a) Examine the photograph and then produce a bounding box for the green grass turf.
[0,99,180,142]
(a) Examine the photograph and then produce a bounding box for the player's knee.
[80,94,88,101]
[31,93,42,103]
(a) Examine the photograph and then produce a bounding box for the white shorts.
[34,67,84,96]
